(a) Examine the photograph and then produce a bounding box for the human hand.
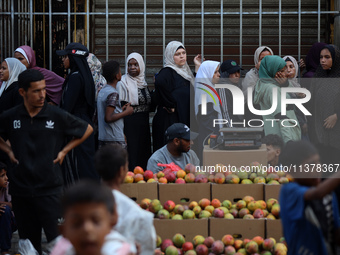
[163,107,175,114]
[8,150,19,165]
[299,58,306,70]
[194,54,205,72]
[0,204,6,215]
[275,71,288,85]
[297,92,306,98]
[324,114,338,129]
[123,103,134,115]
[53,150,67,165]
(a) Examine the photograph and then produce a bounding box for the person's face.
[61,203,116,255]
[127,58,140,77]
[266,145,280,166]
[178,138,191,153]
[286,61,296,79]
[320,48,333,70]
[229,71,240,84]
[62,55,70,69]
[173,48,187,67]
[0,169,8,188]
[119,161,129,184]
[0,61,9,81]
[212,66,220,84]
[19,80,46,109]
[14,52,30,68]
[256,50,272,70]
[275,65,288,83]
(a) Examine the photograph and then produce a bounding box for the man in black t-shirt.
[0,69,93,254]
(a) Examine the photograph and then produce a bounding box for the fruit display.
[124,163,292,184]
[140,196,280,220]
[154,233,287,255]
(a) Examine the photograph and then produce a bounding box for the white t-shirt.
[113,190,156,255]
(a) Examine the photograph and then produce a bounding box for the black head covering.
[57,43,95,115]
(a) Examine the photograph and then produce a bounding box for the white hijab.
[164,41,195,86]
[194,60,221,118]
[118,53,148,105]
[0,58,27,97]
[283,55,300,87]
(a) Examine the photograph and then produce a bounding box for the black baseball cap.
[165,123,198,142]
[56,42,89,57]
[220,60,242,74]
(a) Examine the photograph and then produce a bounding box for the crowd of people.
[0,39,340,255]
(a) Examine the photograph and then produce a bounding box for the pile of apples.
[124,163,292,185]
[155,233,287,255]
[140,196,280,220]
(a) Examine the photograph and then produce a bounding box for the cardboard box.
[120,183,158,204]
[209,219,266,240]
[211,183,264,203]
[158,183,211,205]
[203,144,267,168]
[266,219,283,241]
[154,219,209,241]
[264,184,282,201]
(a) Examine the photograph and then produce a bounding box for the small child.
[97,61,133,149]
[95,144,156,255]
[60,180,135,255]
[0,162,16,255]
[280,141,340,255]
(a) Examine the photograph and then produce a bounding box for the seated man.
[262,134,284,167]
[147,123,200,173]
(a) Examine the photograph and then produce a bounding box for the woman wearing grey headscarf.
[152,41,200,151]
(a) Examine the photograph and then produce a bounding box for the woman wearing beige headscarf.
[152,41,200,151]
[118,52,152,171]
[242,46,274,121]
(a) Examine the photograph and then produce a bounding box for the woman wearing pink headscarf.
[14,45,64,105]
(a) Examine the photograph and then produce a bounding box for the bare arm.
[0,137,18,164]
[105,103,133,123]
[304,173,340,200]
[53,124,93,165]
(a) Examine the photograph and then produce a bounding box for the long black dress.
[60,72,99,182]
[152,67,191,151]
[124,88,152,171]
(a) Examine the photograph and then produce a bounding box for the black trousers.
[12,194,62,254]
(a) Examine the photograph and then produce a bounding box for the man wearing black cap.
[147,123,200,173]
[218,59,243,125]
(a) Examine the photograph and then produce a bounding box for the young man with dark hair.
[0,69,93,254]
[262,134,284,167]
[147,123,200,173]
[97,61,133,148]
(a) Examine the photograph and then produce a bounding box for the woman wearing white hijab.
[118,52,151,171]
[283,55,308,140]
[0,58,26,114]
[241,46,274,121]
[194,60,221,161]
[152,41,198,151]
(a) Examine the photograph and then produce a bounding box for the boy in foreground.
[60,180,134,255]
[280,141,340,255]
